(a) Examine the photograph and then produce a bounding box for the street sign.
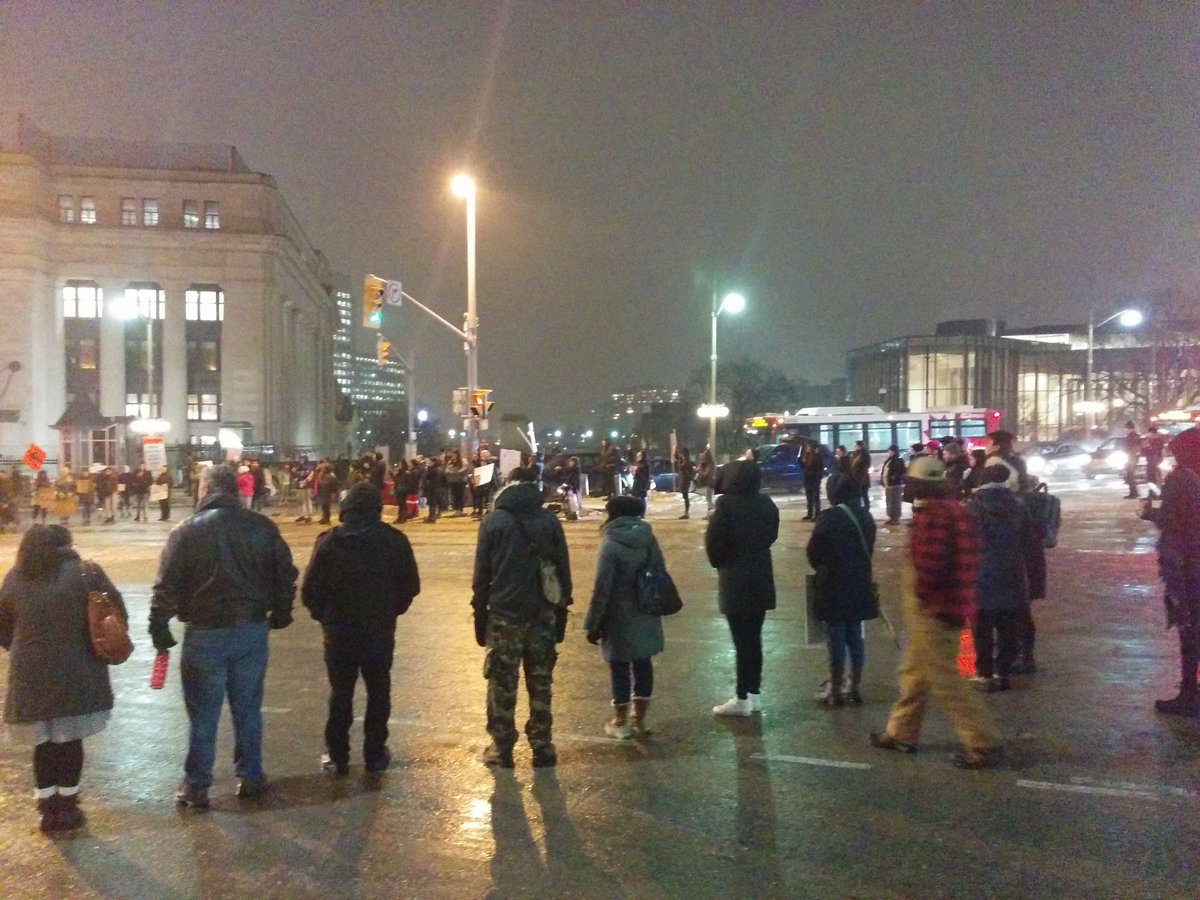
[143,435,167,470]
[384,280,403,306]
[22,443,45,470]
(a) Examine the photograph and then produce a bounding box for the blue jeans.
[608,658,654,704]
[180,621,269,788]
[826,620,864,675]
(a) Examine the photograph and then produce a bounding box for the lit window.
[142,198,158,227]
[121,197,137,226]
[185,286,224,322]
[80,196,96,224]
[204,201,220,230]
[125,392,152,419]
[187,393,220,421]
[183,199,199,228]
[67,338,98,371]
[124,284,165,319]
[58,195,75,223]
[62,281,103,318]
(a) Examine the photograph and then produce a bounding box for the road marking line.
[558,733,632,745]
[1069,777,1197,800]
[1016,779,1158,800]
[752,753,872,770]
[260,706,291,714]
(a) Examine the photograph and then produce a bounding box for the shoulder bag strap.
[837,504,872,560]
[507,509,543,559]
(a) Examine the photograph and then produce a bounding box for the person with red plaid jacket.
[870,454,1002,769]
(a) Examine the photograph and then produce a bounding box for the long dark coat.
[806,476,878,622]
[583,516,665,663]
[0,550,125,723]
[705,460,779,616]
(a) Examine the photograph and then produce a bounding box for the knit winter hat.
[1169,427,1200,472]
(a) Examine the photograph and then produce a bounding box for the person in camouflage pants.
[485,604,559,757]
[472,466,572,769]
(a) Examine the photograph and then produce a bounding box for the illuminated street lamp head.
[1117,309,1143,328]
[719,292,746,315]
[416,409,429,424]
[450,173,476,199]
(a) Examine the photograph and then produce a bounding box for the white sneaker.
[712,697,752,717]
[748,693,762,712]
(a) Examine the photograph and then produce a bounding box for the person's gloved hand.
[269,609,293,630]
[586,630,602,646]
[149,622,178,652]
[474,609,488,647]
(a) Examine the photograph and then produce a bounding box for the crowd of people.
[1,423,1198,836]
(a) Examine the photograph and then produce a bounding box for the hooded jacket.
[472,481,572,622]
[583,516,666,663]
[807,473,878,622]
[150,490,297,648]
[968,483,1034,611]
[705,460,779,615]
[302,482,421,648]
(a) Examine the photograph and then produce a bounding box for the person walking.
[1139,426,1200,717]
[807,473,878,707]
[0,525,125,834]
[674,447,695,520]
[149,465,298,808]
[472,466,572,768]
[706,459,779,716]
[880,445,906,525]
[968,463,1037,693]
[301,482,421,774]
[583,496,666,739]
[870,455,1002,769]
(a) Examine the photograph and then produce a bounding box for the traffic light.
[469,389,493,418]
[376,335,391,366]
[363,275,385,328]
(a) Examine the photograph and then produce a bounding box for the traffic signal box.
[376,335,391,365]
[363,275,385,328]
[469,389,493,418]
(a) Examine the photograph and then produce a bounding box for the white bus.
[743,405,1002,464]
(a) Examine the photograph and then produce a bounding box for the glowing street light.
[1085,307,1143,432]
[709,290,746,454]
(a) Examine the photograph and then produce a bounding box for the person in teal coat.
[584,496,666,739]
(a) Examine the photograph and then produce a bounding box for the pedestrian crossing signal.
[363,275,385,328]
[469,389,493,418]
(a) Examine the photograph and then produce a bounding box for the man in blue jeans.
[150,465,297,808]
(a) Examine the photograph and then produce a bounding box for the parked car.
[754,443,803,493]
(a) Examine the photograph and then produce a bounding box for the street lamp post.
[709,290,745,456]
[1085,307,1142,433]
[451,173,478,459]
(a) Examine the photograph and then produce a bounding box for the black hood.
[340,481,382,523]
[720,459,761,495]
[493,480,544,515]
[826,472,859,506]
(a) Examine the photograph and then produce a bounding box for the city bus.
[743,405,1003,466]
[1150,407,1200,437]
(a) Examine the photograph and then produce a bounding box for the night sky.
[3,3,1197,426]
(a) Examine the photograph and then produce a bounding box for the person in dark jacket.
[968,464,1036,692]
[807,473,878,707]
[630,451,651,500]
[1140,426,1200,717]
[150,465,298,808]
[0,525,125,834]
[850,441,872,509]
[583,496,667,739]
[302,482,421,774]
[706,460,779,716]
[801,443,826,521]
[129,461,153,522]
[422,458,445,523]
[472,466,573,768]
[880,445,906,525]
[674,447,695,519]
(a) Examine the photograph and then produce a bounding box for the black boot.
[37,795,60,834]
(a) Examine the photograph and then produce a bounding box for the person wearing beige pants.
[883,562,998,756]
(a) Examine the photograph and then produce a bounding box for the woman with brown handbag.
[0,525,125,834]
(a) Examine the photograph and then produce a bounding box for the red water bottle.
[150,652,169,690]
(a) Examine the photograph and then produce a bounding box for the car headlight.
[1107,451,1128,468]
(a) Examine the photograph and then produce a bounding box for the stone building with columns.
[0,116,340,468]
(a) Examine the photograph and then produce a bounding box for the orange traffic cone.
[957,627,976,677]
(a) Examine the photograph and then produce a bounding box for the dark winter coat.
[705,460,779,616]
[302,482,421,650]
[968,484,1034,611]
[583,516,665,663]
[806,475,878,622]
[472,481,573,622]
[150,491,297,649]
[1144,466,1200,602]
[632,461,651,498]
[0,549,125,723]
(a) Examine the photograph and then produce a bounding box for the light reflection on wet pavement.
[0,476,1195,897]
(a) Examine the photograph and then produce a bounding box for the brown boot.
[604,702,631,739]
[846,669,863,706]
[37,795,60,835]
[57,792,85,830]
[629,697,652,737]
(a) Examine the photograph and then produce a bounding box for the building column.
[98,280,127,419]
[161,282,188,443]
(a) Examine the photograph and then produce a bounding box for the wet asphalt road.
[0,477,1195,898]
